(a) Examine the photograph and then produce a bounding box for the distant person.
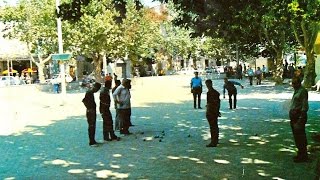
[262,65,268,78]
[223,77,244,110]
[112,79,122,131]
[288,63,295,78]
[112,79,132,135]
[247,67,254,86]
[289,76,309,163]
[236,64,243,80]
[100,80,120,141]
[82,82,101,147]
[255,67,262,85]
[190,71,203,109]
[205,79,221,147]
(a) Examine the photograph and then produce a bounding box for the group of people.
[191,71,309,163]
[82,74,132,147]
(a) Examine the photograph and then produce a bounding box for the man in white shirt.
[112,79,132,135]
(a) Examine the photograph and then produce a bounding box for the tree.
[288,0,320,87]
[0,0,58,83]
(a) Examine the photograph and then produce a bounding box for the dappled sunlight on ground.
[1,76,319,179]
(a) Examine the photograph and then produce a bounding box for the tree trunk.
[93,54,103,83]
[273,50,284,85]
[303,50,316,87]
[37,63,45,83]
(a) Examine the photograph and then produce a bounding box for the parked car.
[0,76,16,87]
[46,73,73,84]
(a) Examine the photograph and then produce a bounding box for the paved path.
[0,75,319,179]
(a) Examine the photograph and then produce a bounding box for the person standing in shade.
[289,76,309,163]
[205,79,221,147]
[112,79,122,131]
[223,77,244,110]
[82,82,101,147]
[100,80,120,141]
[190,71,203,109]
[255,67,262,85]
[247,66,254,86]
[112,79,132,135]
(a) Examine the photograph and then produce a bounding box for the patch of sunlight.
[219,116,228,120]
[278,148,295,153]
[30,156,43,160]
[186,150,195,152]
[32,132,45,136]
[110,164,120,169]
[128,164,135,167]
[266,119,289,123]
[163,116,170,119]
[214,159,230,164]
[167,156,181,160]
[249,152,257,155]
[113,154,122,158]
[236,132,248,136]
[176,123,190,128]
[196,161,206,164]
[254,159,271,164]
[252,107,261,110]
[139,116,151,120]
[272,177,285,180]
[68,169,85,174]
[229,139,238,143]
[143,137,153,141]
[149,157,157,160]
[96,162,105,166]
[130,148,137,151]
[4,177,15,180]
[269,134,279,137]
[44,159,80,167]
[257,170,271,177]
[249,136,261,140]
[188,157,200,161]
[220,125,242,130]
[241,158,253,164]
[256,141,268,145]
[95,170,129,179]
[246,144,254,146]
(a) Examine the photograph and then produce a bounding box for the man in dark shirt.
[82,82,101,146]
[205,79,221,147]
[223,78,244,109]
[100,80,120,141]
[289,76,309,162]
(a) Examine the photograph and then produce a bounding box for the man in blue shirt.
[190,71,203,109]
[223,77,244,109]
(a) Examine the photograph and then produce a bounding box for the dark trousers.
[290,117,308,156]
[118,109,131,133]
[101,109,116,140]
[228,93,237,109]
[193,93,201,108]
[86,110,96,144]
[206,114,219,144]
[256,75,262,85]
[249,76,253,85]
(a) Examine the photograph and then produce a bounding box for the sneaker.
[89,142,99,147]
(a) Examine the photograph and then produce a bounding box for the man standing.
[112,79,132,135]
[205,79,221,147]
[223,77,244,110]
[289,76,309,163]
[100,80,120,141]
[247,66,254,86]
[82,82,101,147]
[190,71,203,109]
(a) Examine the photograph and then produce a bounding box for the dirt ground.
[0,75,319,179]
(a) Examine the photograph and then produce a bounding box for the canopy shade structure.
[2,69,17,74]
